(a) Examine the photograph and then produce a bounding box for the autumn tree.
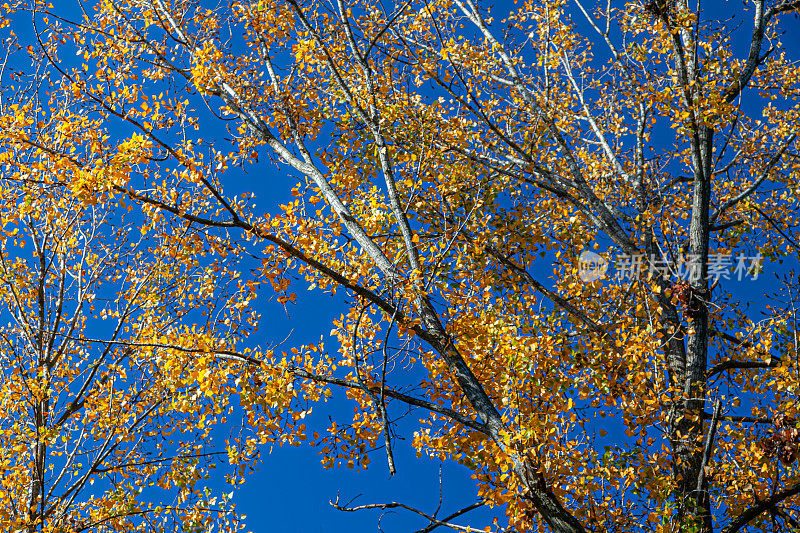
[3,0,800,532]
[0,22,293,531]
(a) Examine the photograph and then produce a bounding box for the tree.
[0,24,278,531]
[2,0,800,531]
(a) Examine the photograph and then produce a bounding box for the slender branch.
[695,399,722,504]
[753,204,800,250]
[712,133,797,223]
[287,365,488,434]
[332,494,487,533]
[721,482,800,533]
[707,358,778,379]
[701,412,771,424]
[485,245,609,338]
[413,502,486,533]
[55,333,489,433]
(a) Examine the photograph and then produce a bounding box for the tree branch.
[721,482,800,533]
[331,494,487,533]
[706,358,778,379]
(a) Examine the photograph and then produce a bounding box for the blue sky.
[7,0,800,531]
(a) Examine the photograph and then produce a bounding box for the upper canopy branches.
[1,0,800,532]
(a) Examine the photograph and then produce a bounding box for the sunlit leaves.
[2,0,800,531]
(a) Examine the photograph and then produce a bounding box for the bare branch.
[331,494,487,533]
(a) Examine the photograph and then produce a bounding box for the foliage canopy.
[1,0,800,532]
